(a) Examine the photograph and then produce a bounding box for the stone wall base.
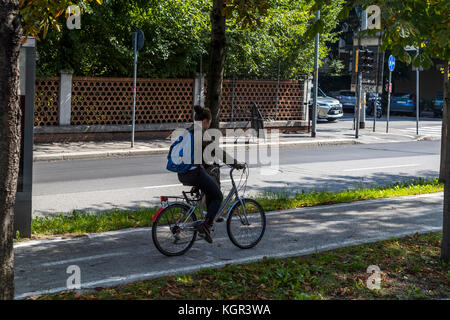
[34,121,309,143]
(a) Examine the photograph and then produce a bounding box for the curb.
[33,139,361,162]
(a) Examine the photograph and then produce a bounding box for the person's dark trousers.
[178,167,223,222]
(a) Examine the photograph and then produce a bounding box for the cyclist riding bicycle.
[176,105,244,244]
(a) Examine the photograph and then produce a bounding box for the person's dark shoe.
[196,219,213,243]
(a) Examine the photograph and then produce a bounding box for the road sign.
[388,55,395,71]
[132,29,145,52]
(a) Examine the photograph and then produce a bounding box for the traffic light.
[359,47,375,73]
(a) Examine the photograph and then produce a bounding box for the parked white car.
[310,87,344,121]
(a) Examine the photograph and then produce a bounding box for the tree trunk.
[439,64,448,183]
[0,0,22,300]
[206,0,226,129]
[442,61,450,263]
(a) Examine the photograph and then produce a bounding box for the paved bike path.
[14,193,443,299]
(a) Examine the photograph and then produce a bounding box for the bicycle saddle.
[189,186,200,195]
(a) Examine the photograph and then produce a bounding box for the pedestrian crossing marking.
[398,126,442,136]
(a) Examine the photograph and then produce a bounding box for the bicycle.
[151,164,266,256]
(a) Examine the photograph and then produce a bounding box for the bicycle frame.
[153,166,248,229]
[214,166,246,221]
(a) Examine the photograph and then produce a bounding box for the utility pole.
[386,69,392,133]
[311,10,320,138]
[375,39,384,132]
[360,9,367,129]
[355,46,360,139]
[131,31,138,148]
[358,46,375,136]
[415,49,420,135]
[275,59,281,121]
[386,55,395,133]
[357,71,362,139]
[131,29,145,148]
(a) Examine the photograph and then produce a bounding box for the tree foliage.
[35,0,211,77]
[35,0,344,79]
[225,0,344,79]
[352,0,449,69]
[20,0,102,39]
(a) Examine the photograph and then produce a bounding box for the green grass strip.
[254,178,443,211]
[30,178,443,237]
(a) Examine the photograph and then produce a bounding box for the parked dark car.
[335,90,356,112]
[390,93,417,116]
[432,92,444,118]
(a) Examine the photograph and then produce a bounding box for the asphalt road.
[32,140,440,216]
[15,193,443,299]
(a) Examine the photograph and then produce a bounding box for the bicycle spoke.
[152,204,197,256]
[227,199,265,249]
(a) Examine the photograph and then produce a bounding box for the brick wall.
[34,77,60,126]
[219,79,305,122]
[34,76,308,128]
[71,77,194,125]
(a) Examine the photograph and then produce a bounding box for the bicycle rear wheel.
[152,203,197,256]
[227,198,266,249]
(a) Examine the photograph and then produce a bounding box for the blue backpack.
[166,130,195,173]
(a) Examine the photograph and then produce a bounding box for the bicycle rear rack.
[182,187,202,204]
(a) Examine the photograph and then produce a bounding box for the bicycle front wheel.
[227,198,266,249]
[152,203,197,256]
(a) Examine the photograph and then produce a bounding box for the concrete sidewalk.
[14,192,443,299]
[33,116,442,162]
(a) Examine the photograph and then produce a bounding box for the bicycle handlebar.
[209,162,247,169]
[206,163,247,189]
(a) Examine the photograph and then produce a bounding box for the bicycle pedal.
[197,232,213,242]
[216,217,224,223]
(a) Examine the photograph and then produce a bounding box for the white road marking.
[40,252,128,267]
[143,183,182,190]
[343,164,419,172]
[143,179,232,189]
[398,126,442,137]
